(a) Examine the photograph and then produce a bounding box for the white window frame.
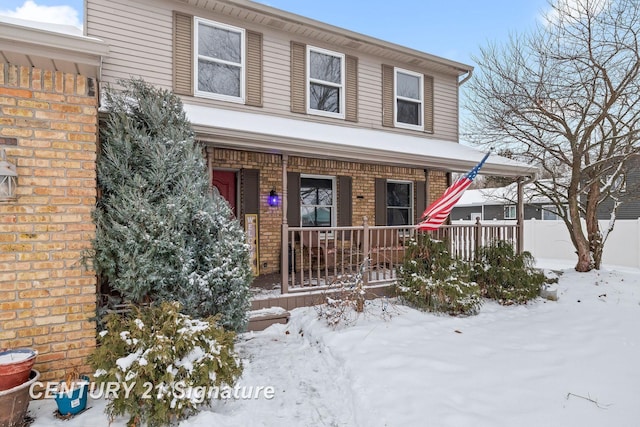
[194,17,245,103]
[504,205,517,220]
[300,174,337,228]
[306,46,345,119]
[394,67,424,131]
[541,204,565,221]
[605,174,626,193]
[386,180,414,226]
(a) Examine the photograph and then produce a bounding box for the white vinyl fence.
[454,219,640,269]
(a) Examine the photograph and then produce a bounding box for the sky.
[0,0,553,67]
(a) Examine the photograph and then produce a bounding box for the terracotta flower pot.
[0,369,40,427]
[0,349,38,391]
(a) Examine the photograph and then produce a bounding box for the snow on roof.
[0,14,108,78]
[0,15,82,37]
[183,103,537,177]
[458,181,554,206]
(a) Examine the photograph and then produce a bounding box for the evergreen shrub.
[92,78,251,331]
[89,302,242,427]
[472,240,545,305]
[396,235,482,316]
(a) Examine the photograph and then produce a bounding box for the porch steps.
[247,306,290,331]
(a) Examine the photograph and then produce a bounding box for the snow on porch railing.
[280,218,519,294]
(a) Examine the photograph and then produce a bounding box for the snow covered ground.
[29,261,640,427]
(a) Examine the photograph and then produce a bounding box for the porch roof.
[184,103,537,178]
[0,15,109,79]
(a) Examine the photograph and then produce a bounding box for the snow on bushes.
[89,302,242,427]
[396,235,482,316]
[91,78,251,331]
[471,240,546,305]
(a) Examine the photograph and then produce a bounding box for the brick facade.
[0,64,97,382]
[207,147,448,275]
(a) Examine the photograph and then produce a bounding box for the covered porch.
[250,218,520,313]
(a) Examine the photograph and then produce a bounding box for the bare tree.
[465,0,640,271]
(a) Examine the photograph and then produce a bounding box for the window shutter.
[246,31,263,107]
[173,12,193,96]
[415,180,426,223]
[287,172,301,226]
[374,178,387,226]
[345,56,358,122]
[381,64,394,128]
[290,42,306,114]
[338,176,352,226]
[241,169,260,217]
[424,74,434,133]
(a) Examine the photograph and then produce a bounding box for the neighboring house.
[85,0,536,285]
[451,183,561,221]
[0,16,108,380]
[453,169,640,221]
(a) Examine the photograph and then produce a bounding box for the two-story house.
[85,0,536,297]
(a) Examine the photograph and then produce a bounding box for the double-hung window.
[300,176,336,227]
[195,18,245,102]
[387,181,413,226]
[394,68,423,130]
[307,46,345,119]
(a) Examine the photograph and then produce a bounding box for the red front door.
[213,170,237,216]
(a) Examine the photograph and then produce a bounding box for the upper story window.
[387,181,413,226]
[307,46,345,119]
[394,68,424,130]
[195,18,245,103]
[300,175,336,227]
[504,205,516,220]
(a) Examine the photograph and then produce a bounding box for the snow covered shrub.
[89,302,242,427]
[471,240,545,305]
[396,235,482,316]
[91,78,251,331]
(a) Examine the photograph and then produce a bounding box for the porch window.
[195,18,245,102]
[300,176,336,227]
[504,205,516,220]
[307,46,345,118]
[394,68,423,130]
[387,181,413,226]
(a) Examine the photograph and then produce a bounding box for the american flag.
[416,152,490,231]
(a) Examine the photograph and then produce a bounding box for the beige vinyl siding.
[433,77,459,140]
[87,0,173,88]
[87,0,460,141]
[357,58,383,128]
[261,32,292,113]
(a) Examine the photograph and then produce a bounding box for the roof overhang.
[183,103,537,178]
[0,16,109,78]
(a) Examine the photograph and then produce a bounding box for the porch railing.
[280,217,519,294]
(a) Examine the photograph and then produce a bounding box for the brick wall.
[208,147,448,275]
[0,64,97,382]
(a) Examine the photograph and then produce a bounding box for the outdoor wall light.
[268,188,279,207]
[0,149,17,201]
